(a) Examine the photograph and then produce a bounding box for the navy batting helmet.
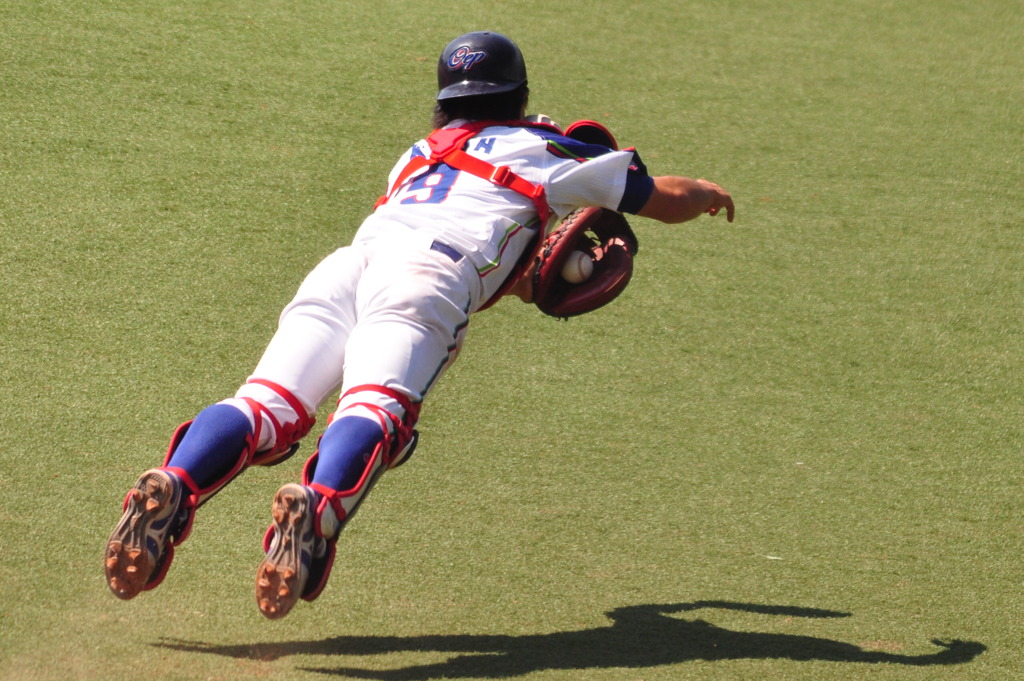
[436,31,527,101]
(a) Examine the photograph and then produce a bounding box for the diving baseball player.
[104,30,735,619]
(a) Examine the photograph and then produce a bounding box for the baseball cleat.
[256,483,320,619]
[104,468,187,600]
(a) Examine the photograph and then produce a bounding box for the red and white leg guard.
[242,378,318,467]
[144,380,315,589]
[266,385,421,602]
[334,384,421,469]
[159,418,257,510]
[160,380,316,508]
[279,440,389,602]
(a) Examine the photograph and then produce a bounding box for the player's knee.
[334,385,421,468]
[230,379,317,465]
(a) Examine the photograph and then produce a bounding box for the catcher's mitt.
[532,206,639,318]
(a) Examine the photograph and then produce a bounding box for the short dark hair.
[432,83,529,128]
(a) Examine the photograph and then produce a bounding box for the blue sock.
[312,416,386,492]
[167,403,253,488]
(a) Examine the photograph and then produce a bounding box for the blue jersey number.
[400,163,460,205]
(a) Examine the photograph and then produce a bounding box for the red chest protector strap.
[374,121,553,225]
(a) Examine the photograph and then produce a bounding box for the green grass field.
[2,1,1021,679]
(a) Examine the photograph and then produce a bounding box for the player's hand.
[507,259,538,302]
[697,179,735,222]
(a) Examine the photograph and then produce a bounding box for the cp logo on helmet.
[447,46,487,71]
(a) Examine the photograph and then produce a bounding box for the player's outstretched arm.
[636,176,735,224]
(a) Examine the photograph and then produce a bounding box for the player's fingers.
[706,192,734,221]
[709,189,734,222]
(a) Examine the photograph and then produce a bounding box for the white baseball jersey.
[354,121,654,305]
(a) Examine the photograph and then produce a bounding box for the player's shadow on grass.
[156,600,985,679]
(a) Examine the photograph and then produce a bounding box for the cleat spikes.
[104,468,188,601]
[256,483,319,620]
